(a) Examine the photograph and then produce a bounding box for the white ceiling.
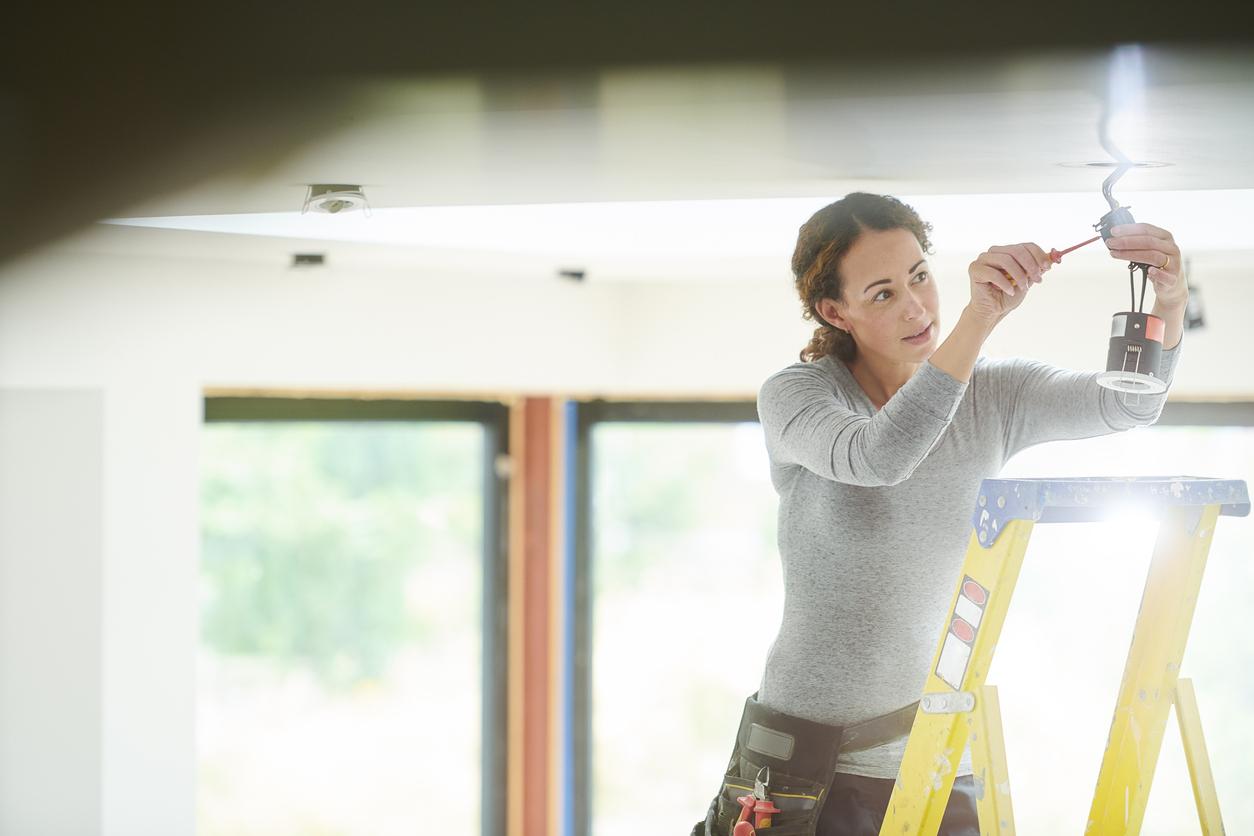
[86,44,1254,276]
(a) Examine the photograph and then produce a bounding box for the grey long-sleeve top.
[754,343,1180,778]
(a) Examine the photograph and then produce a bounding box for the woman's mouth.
[903,323,933,344]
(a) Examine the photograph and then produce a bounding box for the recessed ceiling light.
[292,252,326,267]
[302,184,370,215]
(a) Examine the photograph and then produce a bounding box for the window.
[574,402,780,836]
[199,398,507,836]
[573,401,1254,835]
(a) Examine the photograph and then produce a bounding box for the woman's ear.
[815,297,850,333]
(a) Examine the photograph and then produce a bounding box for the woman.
[695,192,1187,836]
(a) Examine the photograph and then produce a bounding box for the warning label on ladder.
[935,576,988,690]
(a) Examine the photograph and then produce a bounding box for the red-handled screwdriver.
[734,795,757,836]
[1049,234,1102,264]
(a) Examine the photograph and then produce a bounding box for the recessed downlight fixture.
[1058,161,1172,169]
[292,252,326,267]
[302,184,370,215]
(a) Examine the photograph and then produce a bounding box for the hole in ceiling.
[1057,161,1172,169]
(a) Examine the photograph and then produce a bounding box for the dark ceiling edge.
[3,2,1252,266]
[9,3,1254,78]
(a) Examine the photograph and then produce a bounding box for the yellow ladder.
[879,476,1249,836]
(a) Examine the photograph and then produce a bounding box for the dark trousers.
[816,772,979,836]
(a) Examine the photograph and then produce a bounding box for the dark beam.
[4,0,1252,265]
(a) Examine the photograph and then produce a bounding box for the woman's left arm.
[999,346,1181,457]
[997,222,1187,457]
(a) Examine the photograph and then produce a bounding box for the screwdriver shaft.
[1049,234,1102,263]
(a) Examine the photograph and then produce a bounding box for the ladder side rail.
[1085,503,1222,834]
[970,684,1015,835]
[880,519,1035,836]
[1174,677,1225,835]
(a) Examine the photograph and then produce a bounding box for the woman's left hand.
[1105,223,1188,308]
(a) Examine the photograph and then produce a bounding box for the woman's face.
[817,227,940,364]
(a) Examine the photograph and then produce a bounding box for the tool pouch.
[693,693,843,836]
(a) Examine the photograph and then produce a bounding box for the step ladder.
[880,476,1250,836]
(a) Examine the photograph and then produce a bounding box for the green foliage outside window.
[200,422,482,690]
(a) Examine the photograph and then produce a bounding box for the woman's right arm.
[927,304,998,384]
[757,362,969,487]
[932,240,1051,383]
[758,242,1044,486]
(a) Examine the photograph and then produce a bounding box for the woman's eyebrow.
[863,259,927,293]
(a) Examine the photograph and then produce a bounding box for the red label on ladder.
[935,576,988,690]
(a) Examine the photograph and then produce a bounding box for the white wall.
[5,227,1251,397]
[1,226,1251,834]
[0,390,103,836]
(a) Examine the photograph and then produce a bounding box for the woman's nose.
[904,292,926,320]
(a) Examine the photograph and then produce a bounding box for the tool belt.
[692,693,918,836]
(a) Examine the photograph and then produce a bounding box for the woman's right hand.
[967,243,1052,325]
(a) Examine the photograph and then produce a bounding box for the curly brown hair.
[792,193,934,363]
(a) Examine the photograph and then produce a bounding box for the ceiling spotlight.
[302,184,370,215]
[292,253,326,268]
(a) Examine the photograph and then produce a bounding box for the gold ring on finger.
[1160,253,1171,271]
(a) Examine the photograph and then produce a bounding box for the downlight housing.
[1097,311,1167,395]
[302,184,370,214]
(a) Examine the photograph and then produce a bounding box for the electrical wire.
[1128,263,1150,312]
[1104,47,1148,312]
[1100,134,1133,213]
[1098,51,1136,212]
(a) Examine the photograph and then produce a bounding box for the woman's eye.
[874,290,891,302]
[913,271,929,283]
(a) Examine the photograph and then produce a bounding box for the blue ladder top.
[972,476,1250,547]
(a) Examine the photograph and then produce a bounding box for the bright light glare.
[105,190,1254,261]
[1108,45,1147,115]
[1104,500,1162,528]
[1106,44,1149,161]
